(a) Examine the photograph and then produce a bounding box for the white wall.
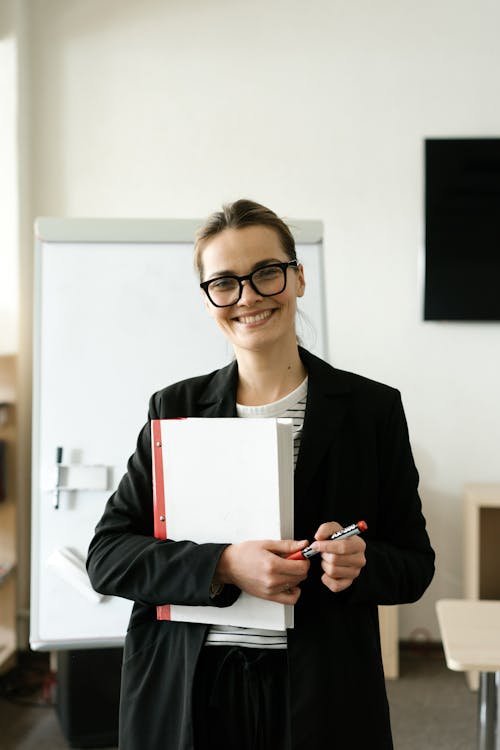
[0,0,18,354]
[20,0,500,639]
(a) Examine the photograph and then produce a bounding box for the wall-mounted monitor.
[424,138,500,321]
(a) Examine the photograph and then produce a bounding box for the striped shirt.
[205,377,308,649]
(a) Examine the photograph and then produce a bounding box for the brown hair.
[194,199,296,280]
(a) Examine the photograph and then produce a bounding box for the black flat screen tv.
[424,138,500,321]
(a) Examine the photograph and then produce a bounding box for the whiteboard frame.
[35,217,323,245]
[31,218,326,651]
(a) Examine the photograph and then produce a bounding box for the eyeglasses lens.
[207,277,240,306]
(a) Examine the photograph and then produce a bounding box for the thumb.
[267,539,309,555]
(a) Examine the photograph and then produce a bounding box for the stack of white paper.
[152,417,294,630]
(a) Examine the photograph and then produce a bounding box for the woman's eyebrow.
[206,258,284,280]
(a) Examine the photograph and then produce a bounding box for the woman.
[87,199,435,750]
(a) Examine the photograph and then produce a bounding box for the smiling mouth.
[235,309,275,325]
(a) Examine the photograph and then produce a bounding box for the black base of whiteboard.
[56,648,122,748]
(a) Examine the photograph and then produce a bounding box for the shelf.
[0,355,16,410]
[0,499,16,562]
[463,482,500,690]
[0,573,16,674]
[464,483,500,600]
[0,560,16,587]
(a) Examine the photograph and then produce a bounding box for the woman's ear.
[296,263,306,298]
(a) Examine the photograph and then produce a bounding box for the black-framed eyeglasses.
[200,260,299,308]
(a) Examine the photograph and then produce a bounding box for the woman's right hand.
[214,539,310,604]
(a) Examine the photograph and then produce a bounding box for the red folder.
[151,418,170,620]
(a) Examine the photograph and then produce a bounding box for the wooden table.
[436,599,500,750]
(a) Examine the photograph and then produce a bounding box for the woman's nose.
[238,279,262,305]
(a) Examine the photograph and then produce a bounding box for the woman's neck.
[234,342,307,406]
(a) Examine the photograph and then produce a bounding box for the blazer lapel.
[196,359,239,418]
[295,349,351,503]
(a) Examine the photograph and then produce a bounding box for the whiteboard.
[30,218,327,651]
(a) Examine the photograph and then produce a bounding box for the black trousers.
[192,646,291,750]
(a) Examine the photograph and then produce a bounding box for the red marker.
[286,520,368,560]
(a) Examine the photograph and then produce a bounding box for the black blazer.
[87,348,435,750]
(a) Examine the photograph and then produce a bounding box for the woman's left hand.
[311,521,366,593]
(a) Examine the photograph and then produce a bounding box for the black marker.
[54,446,63,509]
[286,520,368,560]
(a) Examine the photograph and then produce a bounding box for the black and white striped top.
[205,377,308,649]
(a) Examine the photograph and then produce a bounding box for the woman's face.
[200,224,305,354]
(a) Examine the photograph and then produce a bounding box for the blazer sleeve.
[86,394,240,609]
[349,390,435,605]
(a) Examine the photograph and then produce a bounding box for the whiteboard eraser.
[58,464,109,491]
[47,547,104,604]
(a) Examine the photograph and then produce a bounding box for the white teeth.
[238,310,273,324]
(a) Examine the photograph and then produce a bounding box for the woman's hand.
[311,521,366,593]
[214,539,310,605]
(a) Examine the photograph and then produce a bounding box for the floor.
[387,644,477,750]
[1,645,478,749]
